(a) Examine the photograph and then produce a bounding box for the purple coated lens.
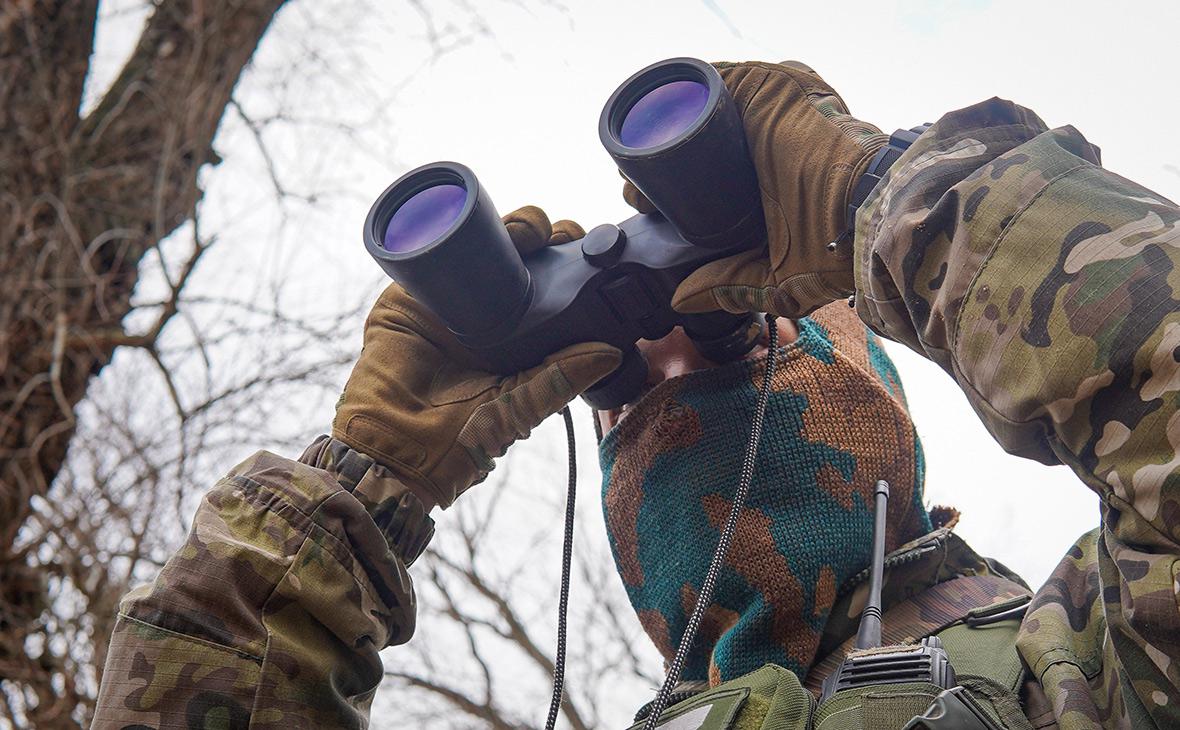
[619,80,709,149]
[383,183,467,253]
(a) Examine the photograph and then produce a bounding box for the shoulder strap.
[805,574,1031,694]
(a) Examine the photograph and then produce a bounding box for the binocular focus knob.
[581,224,627,268]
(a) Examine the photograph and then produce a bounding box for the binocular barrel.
[364,162,533,340]
[362,57,767,408]
[600,57,764,250]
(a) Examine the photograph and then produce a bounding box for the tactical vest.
[628,573,1035,730]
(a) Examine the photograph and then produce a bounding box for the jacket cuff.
[300,436,435,566]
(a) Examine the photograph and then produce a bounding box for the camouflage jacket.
[90,437,436,728]
[854,98,1180,728]
[92,98,1180,728]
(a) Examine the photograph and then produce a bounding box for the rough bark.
[0,0,287,723]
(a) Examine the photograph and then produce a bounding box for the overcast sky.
[89,0,1180,725]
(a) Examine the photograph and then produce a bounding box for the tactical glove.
[333,207,621,509]
[623,60,887,318]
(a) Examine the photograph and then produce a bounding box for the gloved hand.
[333,207,621,510]
[623,60,887,318]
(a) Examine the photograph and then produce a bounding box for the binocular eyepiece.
[363,58,767,410]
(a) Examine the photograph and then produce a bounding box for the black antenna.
[822,478,956,702]
[854,480,890,650]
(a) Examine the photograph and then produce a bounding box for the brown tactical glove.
[623,60,887,318]
[333,207,621,510]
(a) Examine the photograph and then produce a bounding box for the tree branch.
[382,669,530,730]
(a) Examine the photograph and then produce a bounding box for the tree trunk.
[0,0,287,723]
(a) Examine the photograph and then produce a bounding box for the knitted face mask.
[599,304,931,685]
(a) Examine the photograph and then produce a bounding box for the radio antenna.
[855,480,890,650]
[821,479,958,703]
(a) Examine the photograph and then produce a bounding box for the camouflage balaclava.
[599,303,932,685]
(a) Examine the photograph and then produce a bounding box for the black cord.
[544,406,578,730]
[642,315,779,730]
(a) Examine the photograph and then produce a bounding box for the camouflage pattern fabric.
[91,439,432,729]
[855,97,1180,728]
[599,302,932,685]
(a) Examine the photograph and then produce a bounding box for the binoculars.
[363,57,766,409]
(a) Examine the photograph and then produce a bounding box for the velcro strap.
[845,124,933,237]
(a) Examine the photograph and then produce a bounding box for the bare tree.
[1,1,660,726]
[0,0,290,719]
[4,273,361,725]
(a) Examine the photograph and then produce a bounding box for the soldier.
[92,60,1180,729]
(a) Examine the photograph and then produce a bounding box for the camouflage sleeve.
[853,98,1180,727]
[91,436,434,728]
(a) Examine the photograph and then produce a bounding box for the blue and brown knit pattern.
[600,302,931,684]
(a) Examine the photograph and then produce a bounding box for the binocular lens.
[602,59,763,250]
[618,79,709,149]
[382,183,468,253]
[364,162,533,340]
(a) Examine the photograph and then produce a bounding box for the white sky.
[88,0,1180,726]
